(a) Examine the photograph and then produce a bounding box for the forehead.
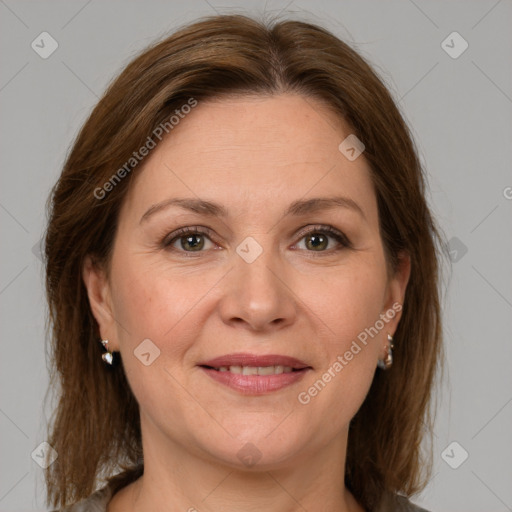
[121,94,377,225]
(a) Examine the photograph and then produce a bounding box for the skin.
[83,93,410,512]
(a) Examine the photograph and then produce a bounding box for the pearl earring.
[377,334,394,370]
[101,339,114,365]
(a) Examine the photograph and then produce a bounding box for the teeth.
[213,365,296,375]
[257,366,276,376]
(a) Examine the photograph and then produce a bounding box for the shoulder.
[49,485,431,512]
[50,484,113,512]
[374,492,431,512]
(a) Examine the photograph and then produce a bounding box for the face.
[84,94,410,471]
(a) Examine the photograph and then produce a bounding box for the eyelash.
[161,224,352,257]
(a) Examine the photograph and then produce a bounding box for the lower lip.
[199,367,310,395]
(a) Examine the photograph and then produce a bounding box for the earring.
[377,334,394,370]
[101,339,114,365]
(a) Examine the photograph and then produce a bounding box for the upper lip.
[198,353,311,369]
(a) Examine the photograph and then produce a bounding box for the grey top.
[53,482,431,512]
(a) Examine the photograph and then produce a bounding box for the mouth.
[197,353,312,394]
[198,353,312,372]
[200,365,305,375]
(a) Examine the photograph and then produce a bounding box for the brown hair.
[44,13,447,510]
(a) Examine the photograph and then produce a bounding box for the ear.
[382,250,411,336]
[82,255,118,349]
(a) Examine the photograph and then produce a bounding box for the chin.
[211,427,307,469]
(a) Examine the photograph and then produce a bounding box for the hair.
[44,13,448,511]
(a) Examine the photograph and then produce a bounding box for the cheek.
[111,255,202,338]
[109,255,225,377]
[295,263,386,409]
[109,261,202,412]
[308,263,387,344]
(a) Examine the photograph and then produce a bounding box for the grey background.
[1,0,511,511]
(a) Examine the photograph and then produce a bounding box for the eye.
[163,226,217,254]
[294,225,351,253]
[162,224,352,256]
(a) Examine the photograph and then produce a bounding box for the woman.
[44,13,447,512]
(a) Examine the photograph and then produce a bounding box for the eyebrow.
[140,196,366,224]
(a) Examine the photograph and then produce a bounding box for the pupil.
[307,233,327,250]
[183,235,204,251]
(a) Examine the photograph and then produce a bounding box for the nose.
[217,242,298,333]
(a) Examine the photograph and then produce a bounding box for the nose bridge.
[219,234,296,331]
[238,239,280,296]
